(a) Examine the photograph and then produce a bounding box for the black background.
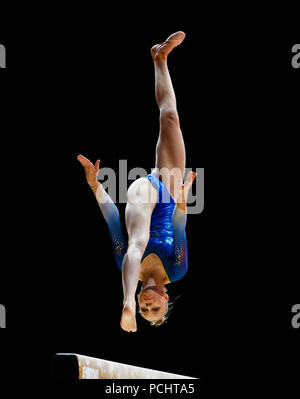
[0,5,299,395]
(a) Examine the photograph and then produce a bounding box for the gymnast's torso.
[140,173,188,282]
[99,173,188,283]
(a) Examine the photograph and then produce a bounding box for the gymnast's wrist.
[89,181,100,194]
[90,181,104,203]
[177,201,187,212]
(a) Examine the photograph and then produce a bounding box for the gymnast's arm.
[77,155,127,268]
[171,171,197,279]
[91,182,127,269]
[171,202,188,276]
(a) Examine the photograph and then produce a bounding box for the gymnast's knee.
[127,236,149,258]
[160,106,179,124]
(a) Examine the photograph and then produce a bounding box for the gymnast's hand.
[177,171,197,211]
[77,154,100,191]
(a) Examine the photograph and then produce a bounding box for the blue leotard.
[98,173,188,282]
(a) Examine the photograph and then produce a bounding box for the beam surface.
[53,353,196,379]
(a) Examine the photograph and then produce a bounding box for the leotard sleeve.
[170,204,188,281]
[96,185,127,270]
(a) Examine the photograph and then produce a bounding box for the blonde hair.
[138,287,181,327]
[151,316,167,327]
[141,294,181,328]
[138,301,169,326]
[150,292,182,327]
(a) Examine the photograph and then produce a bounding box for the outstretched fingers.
[178,172,197,203]
[77,155,101,172]
[94,159,101,173]
[77,154,101,187]
[184,171,197,190]
[77,154,94,168]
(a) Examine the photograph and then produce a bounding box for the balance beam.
[52,353,196,379]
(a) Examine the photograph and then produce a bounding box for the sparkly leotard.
[98,173,188,282]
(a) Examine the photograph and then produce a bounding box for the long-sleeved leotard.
[97,173,188,283]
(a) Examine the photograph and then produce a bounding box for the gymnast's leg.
[120,178,157,332]
[151,31,187,201]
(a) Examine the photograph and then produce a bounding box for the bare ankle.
[123,297,136,308]
[154,55,167,64]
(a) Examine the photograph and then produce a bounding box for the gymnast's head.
[137,286,171,327]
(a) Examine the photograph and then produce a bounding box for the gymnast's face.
[137,288,169,322]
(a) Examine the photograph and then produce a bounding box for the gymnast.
[77,31,197,332]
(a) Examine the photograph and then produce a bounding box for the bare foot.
[151,31,186,61]
[120,302,137,333]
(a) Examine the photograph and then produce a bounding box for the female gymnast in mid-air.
[78,31,197,332]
